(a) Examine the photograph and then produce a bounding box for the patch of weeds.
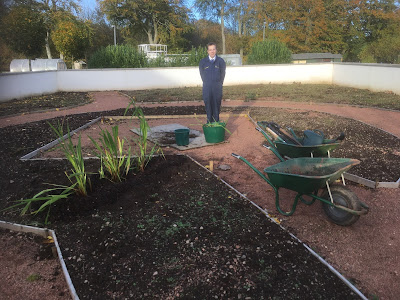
[165,221,191,236]
[245,92,257,101]
[27,273,42,282]
[257,267,277,281]
[166,277,176,285]
[144,215,163,229]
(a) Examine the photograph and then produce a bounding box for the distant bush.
[247,40,292,65]
[185,46,208,66]
[88,45,208,68]
[88,45,147,68]
[147,46,208,67]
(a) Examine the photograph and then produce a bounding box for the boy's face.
[207,45,217,58]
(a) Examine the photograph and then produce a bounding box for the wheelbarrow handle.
[262,145,285,162]
[231,153,241,159]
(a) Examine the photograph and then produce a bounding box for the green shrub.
[88,45,147,68]
[88,45,207,68]
[147,46,208,68]
[247,40,292,65]
[185,46,208,66]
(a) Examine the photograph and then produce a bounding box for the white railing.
[1,63,399,102]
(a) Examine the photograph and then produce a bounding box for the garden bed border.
[19,115,399,188]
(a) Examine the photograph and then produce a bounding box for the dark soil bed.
[1,156,360,299]
[0,92,92,118]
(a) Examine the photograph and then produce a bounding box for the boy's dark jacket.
[199,55,226,85]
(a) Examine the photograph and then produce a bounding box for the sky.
[80,0,98,13]
[79,0,200,19]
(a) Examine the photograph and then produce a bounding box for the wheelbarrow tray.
[275,141,341,158]
[264,157,360,194]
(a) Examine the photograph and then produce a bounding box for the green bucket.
[174,128,190,146]
[203,123,226,143]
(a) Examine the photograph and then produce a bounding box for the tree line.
[1,0,399,71]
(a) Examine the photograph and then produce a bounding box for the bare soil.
[1,93,400,299]
[0,228,70,300]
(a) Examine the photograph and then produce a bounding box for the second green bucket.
[203,123,226,143]
[174,128,190,146]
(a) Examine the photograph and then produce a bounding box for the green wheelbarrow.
[256,123,342,159]
[232,151,369,226]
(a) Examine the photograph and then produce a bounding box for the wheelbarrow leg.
[232,153,299,216]
[274,189,301,216]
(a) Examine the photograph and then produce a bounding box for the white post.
[112,25,116,46]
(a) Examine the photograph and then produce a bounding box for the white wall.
[1,63,399,102]
[332,63,400,95]
[0,71,57,102]
[225,64,332,85]
[56,67,201,92]
[55,64,333,93]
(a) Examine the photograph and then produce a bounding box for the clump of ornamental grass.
[124,98,164,172]
[49,121,91,196]
[4,121,91,224]
[89,125,132,182]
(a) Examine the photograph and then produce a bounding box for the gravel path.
[1,91,400,139]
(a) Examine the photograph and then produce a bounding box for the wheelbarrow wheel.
[320,184,361,226]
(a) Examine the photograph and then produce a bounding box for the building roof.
[292,53,343,60]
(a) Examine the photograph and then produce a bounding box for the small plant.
[4,121,90,224]
[89,125,132,182]
[6,184,75,224]
[245,92,256,101]
[49,121,90,196]
[124,99,164,172]
[27,273,42,282]
[202,121,232,134]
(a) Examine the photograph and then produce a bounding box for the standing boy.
[199,42,226,123]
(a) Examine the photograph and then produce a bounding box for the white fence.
[1,63,399,102]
